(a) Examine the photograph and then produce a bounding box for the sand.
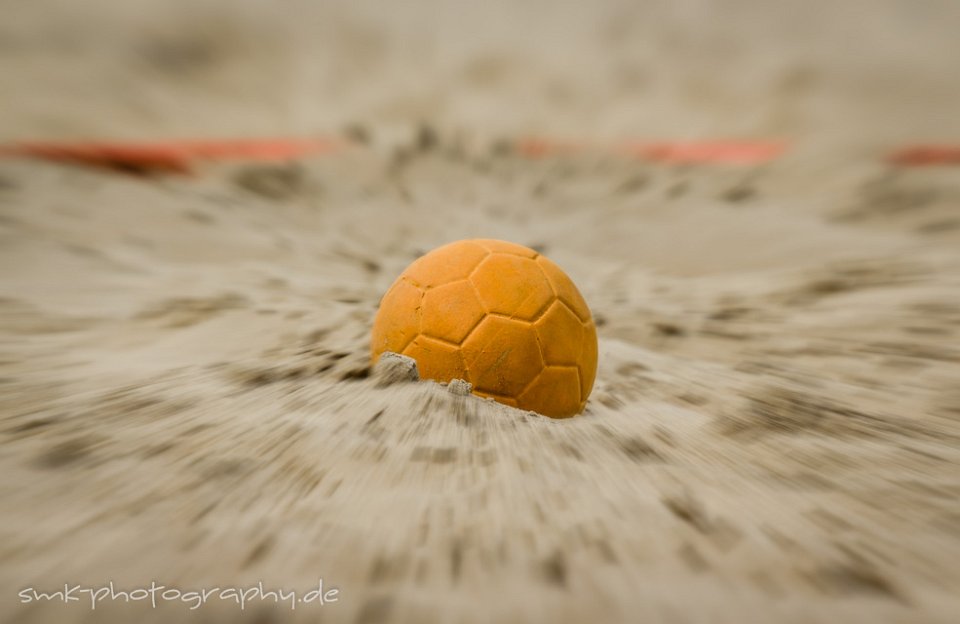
[1,1,959,623]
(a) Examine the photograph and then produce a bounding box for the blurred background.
[2,0,959,146]
[2,1,960,624]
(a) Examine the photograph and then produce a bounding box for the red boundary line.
[1,137,959,171]
[0,138,345,173]
[516,138,789,163]
[886,145,960,166]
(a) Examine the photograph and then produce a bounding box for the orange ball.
[370,239,598,418]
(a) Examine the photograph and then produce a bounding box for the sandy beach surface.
[1,1,959,622]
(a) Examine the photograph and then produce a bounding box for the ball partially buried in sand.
[370,239,598,418]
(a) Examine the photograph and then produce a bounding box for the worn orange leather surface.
[371,239,597,418]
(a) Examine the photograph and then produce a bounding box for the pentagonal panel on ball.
[371,278,423,360]
[518,366,582,418]
[404,240,489,289]
[461,316,544,398]
[402,335,467,383]
[534,300,584,365]
[536,255,592,322]
[470,254,553,320]
[421,280,485,345]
